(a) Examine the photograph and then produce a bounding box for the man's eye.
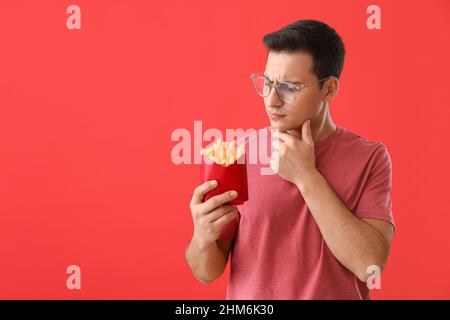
[280,83,296,92]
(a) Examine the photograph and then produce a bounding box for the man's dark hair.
[262,20,345,87]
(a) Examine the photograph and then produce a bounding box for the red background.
[0,0,449,299]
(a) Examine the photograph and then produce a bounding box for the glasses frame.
[250,73,334,103]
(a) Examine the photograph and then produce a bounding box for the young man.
[185,20,395,299]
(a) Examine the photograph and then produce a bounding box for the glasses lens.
[252,76,271,97]
[277,83,296,103]
[251,75,297,103]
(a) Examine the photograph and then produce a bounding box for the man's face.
[263,51,326,131]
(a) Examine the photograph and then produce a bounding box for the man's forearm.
[296,170,389,282]
[185,236,227,284]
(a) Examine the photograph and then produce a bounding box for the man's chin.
[269,120,304,133]
[269,119,289,131]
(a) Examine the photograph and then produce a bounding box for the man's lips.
[267,111,286,119]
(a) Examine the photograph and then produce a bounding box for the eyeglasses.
[250,73,333,104]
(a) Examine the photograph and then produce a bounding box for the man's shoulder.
[337,126,391,170]
[339,126,388,154]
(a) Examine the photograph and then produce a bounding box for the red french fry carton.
[200,141,248,205]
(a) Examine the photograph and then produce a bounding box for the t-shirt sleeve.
[218,207,241,241]
[354,144,395,230]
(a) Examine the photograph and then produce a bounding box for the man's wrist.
[295,168,323,195]
[192,233,215,251]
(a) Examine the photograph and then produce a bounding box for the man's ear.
[323,77,339,103]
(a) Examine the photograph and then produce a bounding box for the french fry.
[225,141,235,166]
[201,138,245,167]
[236,145,244,161]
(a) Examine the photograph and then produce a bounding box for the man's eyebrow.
[263,74,302,84]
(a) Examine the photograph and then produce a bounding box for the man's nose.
[265,86,283,108]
